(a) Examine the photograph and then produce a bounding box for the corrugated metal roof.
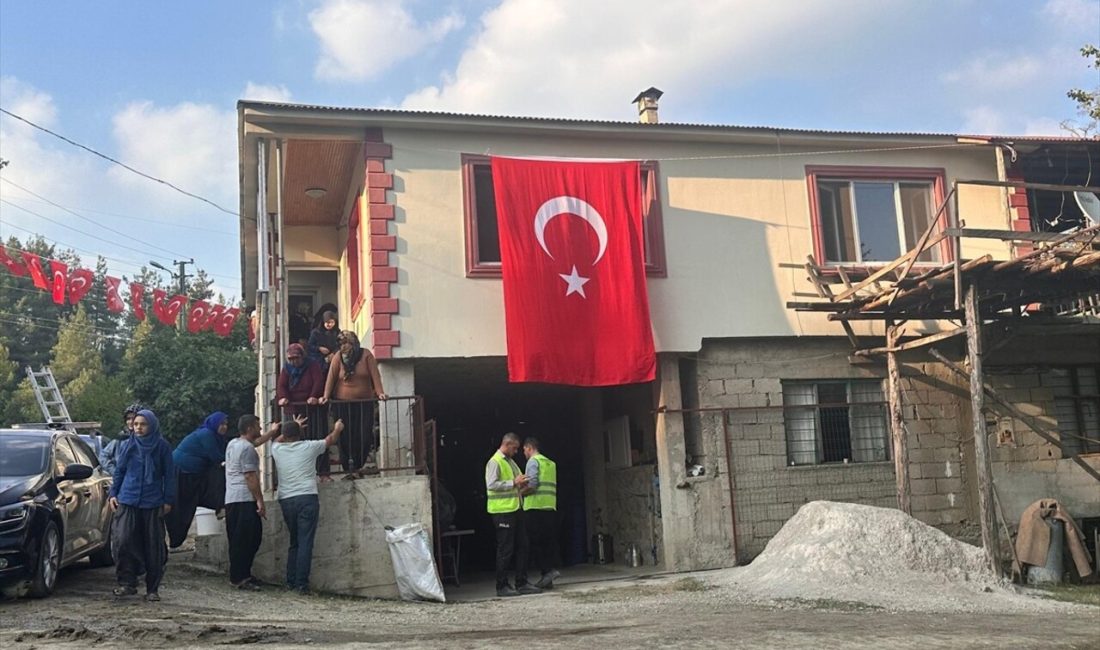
[238,100,1098,142]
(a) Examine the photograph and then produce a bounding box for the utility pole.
[150,258,194,329]
[150,258,194,296]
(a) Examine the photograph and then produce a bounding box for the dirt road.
[1,558,1097,649]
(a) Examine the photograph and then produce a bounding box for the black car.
[0,428,114,598]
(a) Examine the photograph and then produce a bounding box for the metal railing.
[275,395,427,476]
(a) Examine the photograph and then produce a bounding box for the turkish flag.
[491,157,655,386]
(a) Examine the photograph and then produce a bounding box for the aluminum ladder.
[25,366,73,425]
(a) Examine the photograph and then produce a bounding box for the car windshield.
[0,434,50,477]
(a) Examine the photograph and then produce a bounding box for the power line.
[0,107,239,216]
[2,225,151,276]
[1,197,178,264]
[0,203,242,289]
[0,191,235,235]
[0,177,218,257]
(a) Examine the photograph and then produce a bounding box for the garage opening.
[415,357,661,581]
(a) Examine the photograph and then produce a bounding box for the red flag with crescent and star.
[491,157,655,386]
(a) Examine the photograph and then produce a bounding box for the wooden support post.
[886,321,911,514]
[964,282,1003,577]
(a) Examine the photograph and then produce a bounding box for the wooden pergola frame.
[788,178,1100,577]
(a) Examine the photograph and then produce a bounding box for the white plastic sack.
[385,523,446,602]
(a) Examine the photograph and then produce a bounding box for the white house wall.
[376,128,1006,358]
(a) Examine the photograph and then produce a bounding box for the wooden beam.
[834,232,950,301]
[853,326,966,357]
[886,323,911,514]
[944,228,1098,243]
[892,186,958,295]
[805,256,859,347]
[964,283,1003,577]
[957,178,1100,193]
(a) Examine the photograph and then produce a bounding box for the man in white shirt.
[224,414,290,590]
[271,417,344,594]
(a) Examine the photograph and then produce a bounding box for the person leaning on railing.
[320,330,387,473]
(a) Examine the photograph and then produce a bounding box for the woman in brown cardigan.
[320,331,387,472]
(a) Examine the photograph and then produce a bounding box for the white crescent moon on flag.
[533,196,609,264]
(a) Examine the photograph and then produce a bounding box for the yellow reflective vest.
[486,451,521,514]
[523,453,557,511]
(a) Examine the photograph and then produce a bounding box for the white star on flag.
[559,265,590,298]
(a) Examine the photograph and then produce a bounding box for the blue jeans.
[279,494,320,590]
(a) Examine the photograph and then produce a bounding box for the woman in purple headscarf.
[165,411,230,548]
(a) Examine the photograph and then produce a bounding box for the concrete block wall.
[195,475,433,598]
[696,337,972,559]
[984,364,1100,524]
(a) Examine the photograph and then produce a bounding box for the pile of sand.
[720,501,1072,613]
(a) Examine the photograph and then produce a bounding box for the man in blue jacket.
[108,409,175,601]
[166,412,229,548]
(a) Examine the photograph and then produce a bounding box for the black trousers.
[525,508,559,575]
[225,501,263,584]
[112,505,167,593]
[332,402,374,472]
[166,465,226,548]
[492,511,530,588]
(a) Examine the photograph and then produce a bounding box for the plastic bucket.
[195,507,223,536]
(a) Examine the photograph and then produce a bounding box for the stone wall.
[195,475,433,598]
[604,464,662,567]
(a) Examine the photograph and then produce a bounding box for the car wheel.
[88,525,114,568]
[28,521,61,598]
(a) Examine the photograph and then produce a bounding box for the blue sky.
[1,0,1097,298]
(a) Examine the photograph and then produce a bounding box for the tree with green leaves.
[123,309,254,443]
[1064,44,1100,136]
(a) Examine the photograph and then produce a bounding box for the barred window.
[783,380,889,466]
[1049,367,1100,456]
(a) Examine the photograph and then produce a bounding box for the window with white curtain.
[783,380,889,466]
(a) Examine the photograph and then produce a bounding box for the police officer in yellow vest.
[485,433,539,597]
[522,437,561,590]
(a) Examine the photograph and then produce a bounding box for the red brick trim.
[369,204,395,219]
[363,133,401,358]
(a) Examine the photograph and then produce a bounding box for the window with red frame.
[461,155,667,277]
[346,194,363,316]
[807,167,948,265]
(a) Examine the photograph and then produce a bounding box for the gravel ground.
[1,557,1097,650]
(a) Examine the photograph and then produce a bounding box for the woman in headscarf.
[308,309,341,371]
[277,343,330,475]
[165,411,230,548]
[320,331,386,472]
[109,409,174,601]
[99,402,144,476]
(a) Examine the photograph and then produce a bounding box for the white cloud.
[942,53,1045,91]
[400,0,914,120]
[960,106,1009,135]
[241,82,294,103]
[1041,0,1100,27]
[109,100,238,212]
[0,77,98,217]
[310,0,464,82]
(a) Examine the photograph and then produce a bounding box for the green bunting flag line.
[0,244,239,336]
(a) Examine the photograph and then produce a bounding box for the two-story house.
[234,92,1099,590]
